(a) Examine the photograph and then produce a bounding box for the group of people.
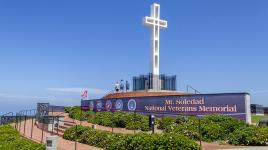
[115,80,130,92]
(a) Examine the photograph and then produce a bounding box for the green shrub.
[67,107,149,131]
[201,123,224,141]
[157,116,176,130]
[112,111,129,127]
[94,112,115,127]
[165,114,253,143]
[125,113,150,131]
[67,107,268,146]
[202,115,246,135]
[165,115,200,140]
[0,125,45,150]
[228,126,268,146]
[64,106,71,113]
[63,125,200,150]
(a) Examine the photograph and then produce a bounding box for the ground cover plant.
[63,125,200,150]
[162,114,268,146]
[66,106,268,146]
[0,125,45,150]
[66,106,150,131]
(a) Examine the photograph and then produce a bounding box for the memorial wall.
[82,93,251,123]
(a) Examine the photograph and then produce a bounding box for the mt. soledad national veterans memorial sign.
[81,93,251,124]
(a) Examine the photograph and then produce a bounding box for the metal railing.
[186,84,201,94]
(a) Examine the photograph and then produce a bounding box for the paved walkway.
[60,112,143,134]
[14,119,102,150]
[217,148,268,150]
[201,142,268,150]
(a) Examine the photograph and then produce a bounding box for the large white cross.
[143,3,167,76]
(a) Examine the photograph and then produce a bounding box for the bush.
[67,107,150,131]
[93,112,114,127]
[165,114,254,143]
[228,126,268,146]
[63,125,200,150]
[0,125,45,150]
[165,115,200,140]
[64,106,71,113]
[112,111,129,127]
[157,116,176,130]
[202,123,224,141]
[67,107,268,146]
[201,115,246,141]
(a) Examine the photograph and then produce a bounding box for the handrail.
[186,84,201,94]
[18,109,36,116]
[1,112,13,117]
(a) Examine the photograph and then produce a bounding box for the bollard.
[41,118,44,143]
[92,124,97,129]
[46,135,58,150]
[23,116,26,135]
[57,117,59,135]
[19,116,21,132]
[31,117,34,138]
[149,115,155,134]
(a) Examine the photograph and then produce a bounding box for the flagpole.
[80,90,88,125]
[80,98,82,125]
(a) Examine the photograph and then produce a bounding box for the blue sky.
[0,0,267,114]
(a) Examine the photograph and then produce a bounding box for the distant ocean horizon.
[0,99,80,115]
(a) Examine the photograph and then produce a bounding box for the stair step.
[59,125,68,129]
[54,128,65,133]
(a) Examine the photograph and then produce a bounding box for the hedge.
[0,125,45,150]
[228,126,268,146]
[157,116,176,130]
[63,125,200,150]
[164,114,268,146]
[66,106,268,146]
[66,106,150,131]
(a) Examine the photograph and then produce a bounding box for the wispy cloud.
[0,93,46,99]
[46,88,108,95]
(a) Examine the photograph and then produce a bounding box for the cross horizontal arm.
[143,16,154,26]
[159,20,167,28]
[143,16,167,28]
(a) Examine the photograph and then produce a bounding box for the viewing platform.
[102,91,191,99]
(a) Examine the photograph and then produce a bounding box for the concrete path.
[60,112,142,134]
[217,148,268,150]
[200,141,268,150]
[14,119,102,150]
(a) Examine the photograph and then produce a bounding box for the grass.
[251,115,268,124]
[0,125,45,150]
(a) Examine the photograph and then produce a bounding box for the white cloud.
[46,87,108,95]
[0,93,46,99]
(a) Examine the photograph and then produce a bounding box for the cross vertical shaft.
[143,3,167,90]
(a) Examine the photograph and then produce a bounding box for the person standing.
[120,80,124,92]
[125,80,130,92]
[115,82,120,92]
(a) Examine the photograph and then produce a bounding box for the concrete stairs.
[52,118,76,137]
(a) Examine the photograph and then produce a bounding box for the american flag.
[81,90,88,99]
